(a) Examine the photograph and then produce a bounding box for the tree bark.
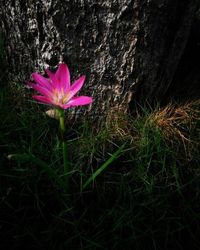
[0,0,198,119]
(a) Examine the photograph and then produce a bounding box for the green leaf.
[8,153,66,190]
[82,144,125,190]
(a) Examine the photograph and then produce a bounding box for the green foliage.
[82,143,126,190]
[0,85,200,249]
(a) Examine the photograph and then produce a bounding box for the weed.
[0,84,200,249]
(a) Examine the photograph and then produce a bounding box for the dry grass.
[152,100,199,140]
[105,106,131,139]
[104,101,200,156]
[150,100,200,160]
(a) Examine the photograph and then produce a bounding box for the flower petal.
[32,95,53,105]
[45,69,58,86]
[68,75,86,99]
[55,63,70,90]
[32,73,51,89]
[63,96,93,109]
[28,82,53,98]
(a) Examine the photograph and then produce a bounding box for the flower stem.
[57,108,69,187]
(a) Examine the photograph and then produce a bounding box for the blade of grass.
[8,153,66,190]
[82,144,125,190]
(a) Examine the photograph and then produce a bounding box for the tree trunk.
[0,0,199,119]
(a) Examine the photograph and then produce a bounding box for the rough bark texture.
[133,0,199,104]
[0,0,198,119]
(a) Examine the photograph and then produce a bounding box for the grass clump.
[0,85,200,249]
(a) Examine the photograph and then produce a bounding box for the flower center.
[53,89,71,105]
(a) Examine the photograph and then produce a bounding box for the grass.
[0,84,200,249]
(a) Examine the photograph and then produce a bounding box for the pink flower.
[28,63,93,109]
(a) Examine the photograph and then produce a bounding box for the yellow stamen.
[53,89,71,104]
